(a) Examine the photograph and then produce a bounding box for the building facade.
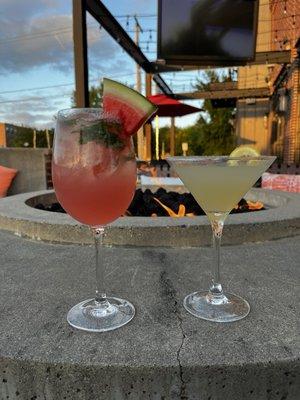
[269,0,300,163]
[236,0,300,163]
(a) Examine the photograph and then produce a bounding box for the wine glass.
[167,155,276,323]
[52,108,137,332]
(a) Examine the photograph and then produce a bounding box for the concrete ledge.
[0,189,299,246]
[0,230,299,399]
[0,147,50,195]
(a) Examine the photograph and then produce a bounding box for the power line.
[5,14,296,47]
[0,28,73,45]
[259,13,300,22]
[0,82,75,95]
[0,72,136,96]
[114,14,156,19]
[259,0,295,5]
[0,93,73,105]
[0,11,158,45]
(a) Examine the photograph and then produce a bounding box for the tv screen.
[157,0,259,66]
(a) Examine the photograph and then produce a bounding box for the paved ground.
[0,230,299,399]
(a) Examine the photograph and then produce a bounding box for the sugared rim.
[167,155,277,162]
[57,107,103,118]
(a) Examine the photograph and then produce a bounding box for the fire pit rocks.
[0,188,299,247]
[34,188,265,217]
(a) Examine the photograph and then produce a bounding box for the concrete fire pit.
[0,189,299,399]
[0,188,299,246]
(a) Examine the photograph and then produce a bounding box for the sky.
[0,0,204,130]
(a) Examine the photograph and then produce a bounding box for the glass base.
[67,297,135,332]
[183,291,250,323]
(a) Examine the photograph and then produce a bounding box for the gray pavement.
[0,230,299,399]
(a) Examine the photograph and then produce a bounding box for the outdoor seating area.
[0,229,298,399]
[0,0,299,399]
[0,187,299,398]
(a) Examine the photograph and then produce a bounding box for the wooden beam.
[176,87,270,100]
[73,0,89,107]
[85,0,172,95]
[151,51,291,72]
[170,117,175,156]
[144,73,152,160]
[249,50,291,66]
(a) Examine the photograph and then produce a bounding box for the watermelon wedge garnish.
[103,78,157,137]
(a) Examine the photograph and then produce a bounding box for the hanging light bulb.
[283,1,287,14]
[149,29,152,40]
[274,30,278,42]
[126,15,129,28]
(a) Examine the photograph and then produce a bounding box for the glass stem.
[92,227,107,304]
[209,219,225,300]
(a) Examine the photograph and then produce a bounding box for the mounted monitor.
[157,0,259,66]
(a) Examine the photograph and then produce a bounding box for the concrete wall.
[0,148,50,195]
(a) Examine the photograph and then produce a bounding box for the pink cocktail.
[52,108,137,332]
[52,142,136,226]
[53,78,157,333]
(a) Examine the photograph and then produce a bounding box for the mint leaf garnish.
[73,120,125,149]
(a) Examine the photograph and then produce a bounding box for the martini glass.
[52,108,137,332]
[167,155,276,323]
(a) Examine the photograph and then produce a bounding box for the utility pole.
[72,0,89,107]
[46,129,50,149]
[145,73,153,160]
[134,15,144,159]
[33,129,36,149]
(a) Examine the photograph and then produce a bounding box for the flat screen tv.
[157,0,259,66]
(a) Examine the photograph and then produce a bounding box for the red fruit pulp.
[103,94,151,137]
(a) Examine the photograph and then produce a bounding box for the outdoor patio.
[0,186,299,399]
[0,228,299,399]
[1,0,300,399]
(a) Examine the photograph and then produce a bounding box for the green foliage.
[7,126,54,148]
[77,120,124,149]
[193,70,236,155]
[72,84,103,108]
[153,70,236,158]
[156,124,204,157]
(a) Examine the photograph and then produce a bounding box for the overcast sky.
[0,0,202,129]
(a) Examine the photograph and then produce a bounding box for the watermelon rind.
[103,78,157,135]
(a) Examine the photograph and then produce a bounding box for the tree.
[7,126,54,148]
[72,83,103,108]
[193,70,236,155]
[154,70,236,158]
[176,125,204,156]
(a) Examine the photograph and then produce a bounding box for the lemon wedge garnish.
[228,146,260,166]
[230,146,260,158]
